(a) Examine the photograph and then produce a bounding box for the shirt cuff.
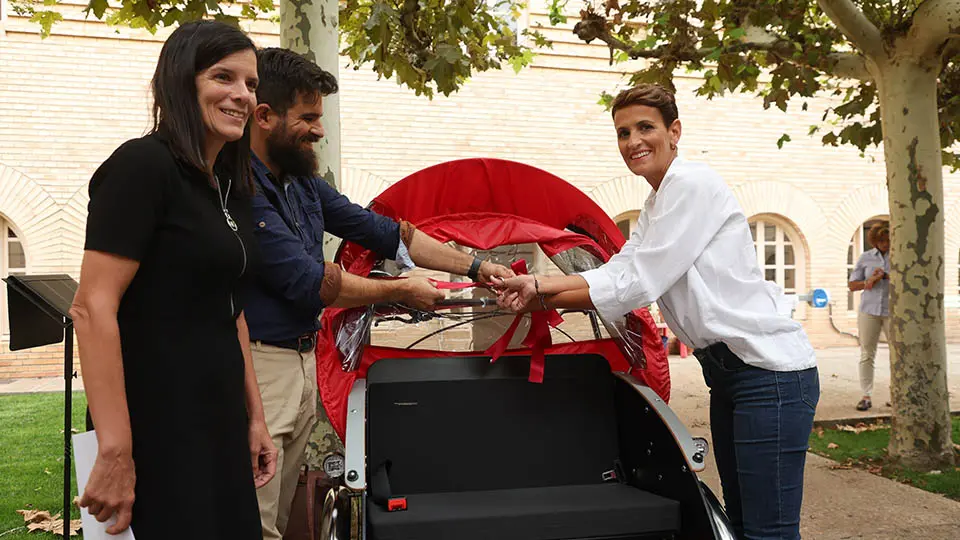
[394,240,415,272]
[579,268,633,323]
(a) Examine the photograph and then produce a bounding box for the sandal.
[856,398,872,411]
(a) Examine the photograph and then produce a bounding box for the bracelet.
[534,276,548,311]
[467,257,483,281]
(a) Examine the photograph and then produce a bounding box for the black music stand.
[3,274,79,525]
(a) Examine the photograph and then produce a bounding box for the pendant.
[224,209,238,232]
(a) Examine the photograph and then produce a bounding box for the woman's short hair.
[866,221,890,248]
[150,20,256,193]
[610,84,679,127]
[255,48,339,116]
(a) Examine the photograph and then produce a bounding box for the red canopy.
[318,159,670,439]
[338,158,625,272]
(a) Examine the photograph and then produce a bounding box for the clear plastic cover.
[336,306,375,372]
[549,246,647,371]
[335,242,647,372]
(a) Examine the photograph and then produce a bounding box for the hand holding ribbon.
[484,260,563,382]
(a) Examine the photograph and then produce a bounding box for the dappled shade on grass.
[809,417,960,501]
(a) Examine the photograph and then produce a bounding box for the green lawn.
[0,392,86,539]
[809,416,960,501]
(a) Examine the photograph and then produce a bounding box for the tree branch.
[817,0,885,59]
[571,13,871,80]
[907,0,960,58]
[828,52,872,80]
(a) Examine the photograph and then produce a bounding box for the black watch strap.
[467,257,483,281]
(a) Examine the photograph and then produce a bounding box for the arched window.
[614,210,641,240]
[1,218,26,337]
[846,215,889,311]
[748,216,805,296]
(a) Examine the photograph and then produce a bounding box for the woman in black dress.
[72,21,276,538]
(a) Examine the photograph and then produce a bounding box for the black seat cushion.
[366,356,621,495]
[367,483,681,540]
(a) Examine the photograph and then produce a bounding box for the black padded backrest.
[366,355,620,495]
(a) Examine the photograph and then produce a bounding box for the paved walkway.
[667,344,960,539]
[3,345,959,538]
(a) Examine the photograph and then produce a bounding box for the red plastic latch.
[387,497,407,512]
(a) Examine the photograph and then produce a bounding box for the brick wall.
[0,2,958,378]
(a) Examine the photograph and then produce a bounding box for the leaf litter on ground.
[15,509,81,537]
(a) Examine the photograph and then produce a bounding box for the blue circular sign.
[811,288,829,308]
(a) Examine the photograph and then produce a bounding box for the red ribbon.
[428,279,484,290]
[484,260,563,383]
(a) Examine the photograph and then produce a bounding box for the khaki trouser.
[252,342,317,540]
[858,312,890,397]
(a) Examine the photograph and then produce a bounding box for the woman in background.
[848,221,891,411]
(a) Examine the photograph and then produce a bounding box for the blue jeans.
[696,344,820,540]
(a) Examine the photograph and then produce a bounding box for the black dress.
[84,133,262,539]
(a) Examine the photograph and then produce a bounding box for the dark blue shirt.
[244,154,401,342]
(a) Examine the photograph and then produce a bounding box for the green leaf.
[598,91,614,110]
[86,0,108,19]
[709,76,722,92]
[728,27,746,40]
[776,133,791,149]
[29,10,63,38]
[547,0,568,26]
[437,43,463,64]
[508,49,535,74]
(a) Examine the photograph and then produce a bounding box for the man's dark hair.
[150,20,256,194]
[256,48,339,115]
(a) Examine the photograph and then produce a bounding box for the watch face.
[323,453,346,479]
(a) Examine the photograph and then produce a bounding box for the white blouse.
[580,158,816,372]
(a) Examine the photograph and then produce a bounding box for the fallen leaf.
[928,470,942,475]
[868,466,883,474]
[815,427,825,439]
[17,509,81,536]
[837,422,887,434]
[827,442,839,449]
[829,464,853,470]
[831,373,838,378]
[17,509,53,523]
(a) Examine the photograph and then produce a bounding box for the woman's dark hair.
[610,84,679,127]
[150,20,256,194]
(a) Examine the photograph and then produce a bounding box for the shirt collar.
[251,153,277,184]
[645,156,686,208]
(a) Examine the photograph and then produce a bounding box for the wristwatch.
[467,257,483,281]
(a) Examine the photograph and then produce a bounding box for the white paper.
[73,430,136,540]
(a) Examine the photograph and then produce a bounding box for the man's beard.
[266,126,319,178]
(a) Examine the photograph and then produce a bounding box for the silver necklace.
[214,175,238,231]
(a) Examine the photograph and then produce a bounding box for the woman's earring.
[670,142,677,150]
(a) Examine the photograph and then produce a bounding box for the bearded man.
[245,48,514,539]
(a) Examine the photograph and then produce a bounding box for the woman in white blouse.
[495,85,819,540]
